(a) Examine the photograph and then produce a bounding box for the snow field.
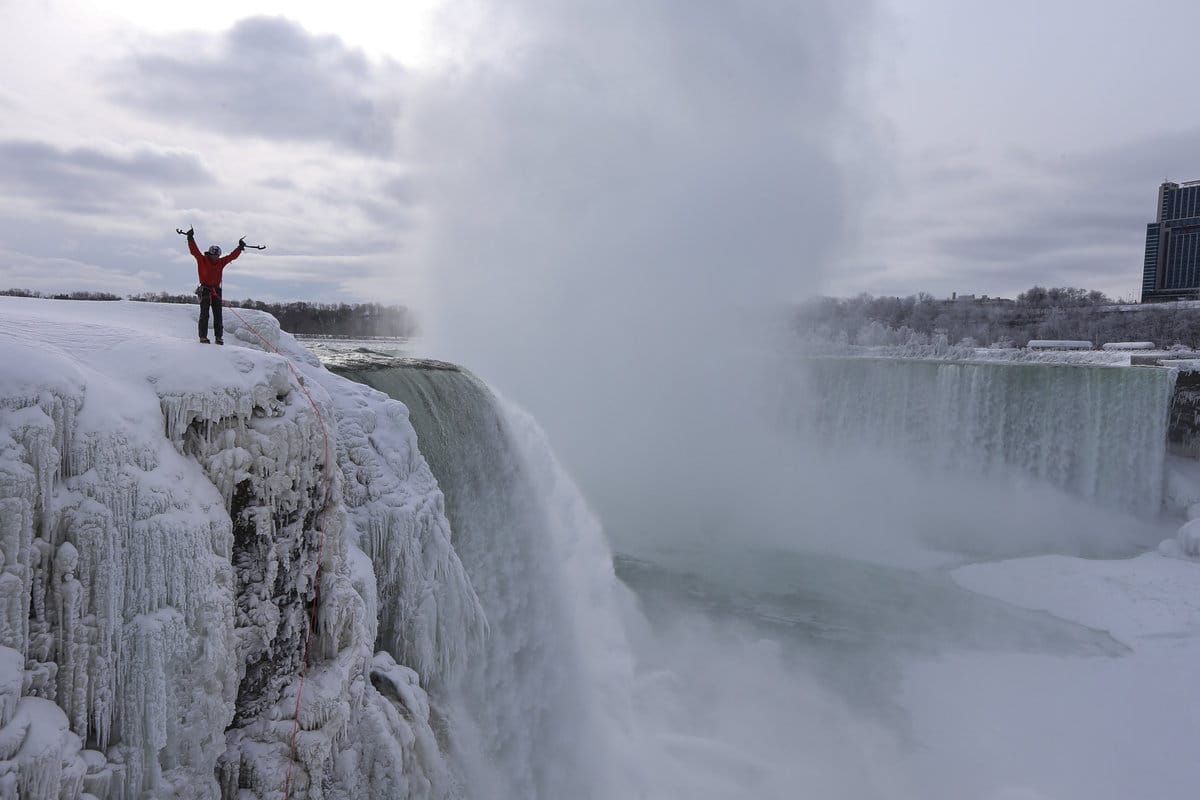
[898,552,1200,800]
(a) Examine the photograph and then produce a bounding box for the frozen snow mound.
[1173,518,1200,558]
[0,297,482,799]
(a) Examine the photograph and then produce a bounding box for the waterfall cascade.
[798,357,1177,516]
[331,355,632,800]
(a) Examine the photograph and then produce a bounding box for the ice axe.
[238,236,267,251]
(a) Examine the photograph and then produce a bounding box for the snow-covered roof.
[1102,342,1157,350]
[1026,340,1093,350]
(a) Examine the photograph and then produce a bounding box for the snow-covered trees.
[795,287,1200,351]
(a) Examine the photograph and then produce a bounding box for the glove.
[186,227,194,238]
[238,237,246,249]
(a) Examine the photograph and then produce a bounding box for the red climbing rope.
[214,291,332,799]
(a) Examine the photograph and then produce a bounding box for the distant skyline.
[848,0,1200,302]
[1,0,1199,308]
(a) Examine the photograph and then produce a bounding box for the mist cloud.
[410,0,879,537]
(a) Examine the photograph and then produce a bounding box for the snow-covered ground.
[901,550,1200,800]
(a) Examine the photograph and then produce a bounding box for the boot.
[199,337,211,344]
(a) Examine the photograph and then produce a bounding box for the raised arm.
[186,230,202,260]
[218,240,245,267]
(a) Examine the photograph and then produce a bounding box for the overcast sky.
[2,0,1199,309]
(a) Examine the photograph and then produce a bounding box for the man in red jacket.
[182,227,243,344]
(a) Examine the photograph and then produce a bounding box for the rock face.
[0,298,483,799]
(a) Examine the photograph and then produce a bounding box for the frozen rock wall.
[0,298,482,799]
[1,341,234,798]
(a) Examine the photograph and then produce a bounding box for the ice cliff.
[0,297,485,799]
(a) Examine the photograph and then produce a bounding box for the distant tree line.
[1,288,123,301]
[1,288,417,338]
[796,286,1200,350]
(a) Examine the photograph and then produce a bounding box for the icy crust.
[1,339,237,798]
[312,368,485,682]
[0,298,474,799]
[230,313,483,799]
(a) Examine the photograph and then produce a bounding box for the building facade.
[1142,180,1200,302]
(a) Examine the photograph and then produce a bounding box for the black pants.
[198,286,222,339]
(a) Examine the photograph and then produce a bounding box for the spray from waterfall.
[406,0,879,550]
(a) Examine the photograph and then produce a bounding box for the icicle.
[0,648,21,729]
[52,542,87,737]
[320,371,486,682]
[0,549,24,655]
[2,310,492,799]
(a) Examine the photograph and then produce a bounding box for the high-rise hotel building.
[1142,180,1200,302]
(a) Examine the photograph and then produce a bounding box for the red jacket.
[189,237,242,287]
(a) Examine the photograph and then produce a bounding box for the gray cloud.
[0,182,408,304]
[257,176,298,191]
[110,16,400,155]
[1071,130,1200,188]
[0,213,190,294]
[937,208,1143,265]
[0,139,212,213]
[845,129,1200,301]
[349,174,418,226]
[938,231,1067,264]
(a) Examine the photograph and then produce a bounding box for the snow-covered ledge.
[0,297,482,799]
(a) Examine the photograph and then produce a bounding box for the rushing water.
[332,357,626,799]
[321,347,1186,800]
[795,357,1177,516]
